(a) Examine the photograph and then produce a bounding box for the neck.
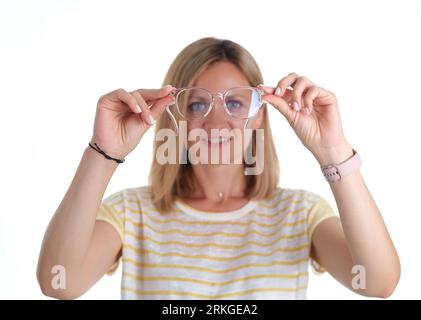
[189,163,246,203]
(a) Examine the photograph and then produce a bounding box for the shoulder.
[124,185,152,201]
[102,185,152,209]
[104,185,150,199]
[258,186,326,208]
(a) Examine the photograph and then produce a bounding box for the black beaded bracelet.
[88,142,125,164]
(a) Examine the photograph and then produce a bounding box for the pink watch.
[321,148,362,183]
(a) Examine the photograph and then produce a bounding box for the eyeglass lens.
[176,88,261,120]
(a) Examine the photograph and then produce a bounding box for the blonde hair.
[149,37,279,213]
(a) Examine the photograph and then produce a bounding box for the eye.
[226,100,244,110]
[187,102,207,113]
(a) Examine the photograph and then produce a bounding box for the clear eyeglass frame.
[166,86,265,121]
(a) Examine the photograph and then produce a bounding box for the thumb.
[149,95,174,120]
[135,85,174,102]
[263,94,296,124]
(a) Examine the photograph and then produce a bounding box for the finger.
[259,84,294,105]
[149,94,175,120]
[291,76,315,114]
[303,85,320,114]
[132,91,155,125]
[258,84,297,111]
[115,88,142,114]
[261,93,296,125]
[275,72,300,97]
[257,84,275,94]
[134,85,175,102]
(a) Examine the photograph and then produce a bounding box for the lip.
[201,136,232,146]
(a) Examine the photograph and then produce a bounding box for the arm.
[259,73,400,297]
[311,143,401,298]
[37,147,122,299]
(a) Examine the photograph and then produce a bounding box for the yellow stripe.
[258,194,296,209]
[124,217,306,238]
[127,205,306,228]
[126,191,141,198]
[98,206,123,223]
[123,257,308,274]
[105,197,152,213]
[124,243,310,262]
[122,286,307,299]
[254,204,304,218]
[122,271,308,286]
[264,189,285,200]
[107,195,126,206]
[125,229,308,249]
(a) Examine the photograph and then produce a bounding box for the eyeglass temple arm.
[165,104,179,136]
[164,87,180,135]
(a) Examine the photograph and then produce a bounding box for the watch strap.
[321,148,361,182]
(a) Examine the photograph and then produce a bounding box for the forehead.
[192,61,250,93]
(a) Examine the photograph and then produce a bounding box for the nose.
[203,95,229,127]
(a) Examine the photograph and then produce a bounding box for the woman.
[37,37,400,299]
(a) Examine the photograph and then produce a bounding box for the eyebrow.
[226,94,248,100]
[188,96,209,102]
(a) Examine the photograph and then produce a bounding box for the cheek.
[251,109,263,127]
[187,119,204,131]
[186,120,205,149]
[227,118,247,129]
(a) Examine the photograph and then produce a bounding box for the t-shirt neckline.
[174,198,257,221]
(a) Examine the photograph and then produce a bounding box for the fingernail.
[293,101,300,111]
[149,115,156,125]
[262,99,269,104]
[275,87,282,96]
[258,85,275,94]
[305,107,311,115]
[136,104,142,113]
[164,84,172,89]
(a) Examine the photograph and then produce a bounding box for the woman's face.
[185,61,263,165]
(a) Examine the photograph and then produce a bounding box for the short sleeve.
[307,193,338,274]
[96,190,125,275]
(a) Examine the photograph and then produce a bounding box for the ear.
[250,106,265,129]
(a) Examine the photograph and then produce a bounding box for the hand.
[259,73,353,165]
[90,85,175,159]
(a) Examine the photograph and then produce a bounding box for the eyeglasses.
[167,86,264,120]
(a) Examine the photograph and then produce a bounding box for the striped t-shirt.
[96,186,337,299]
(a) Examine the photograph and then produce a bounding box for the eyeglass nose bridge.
[203,92,229,118]
[212,92,225,100]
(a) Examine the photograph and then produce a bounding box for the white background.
[1,0,420,299]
